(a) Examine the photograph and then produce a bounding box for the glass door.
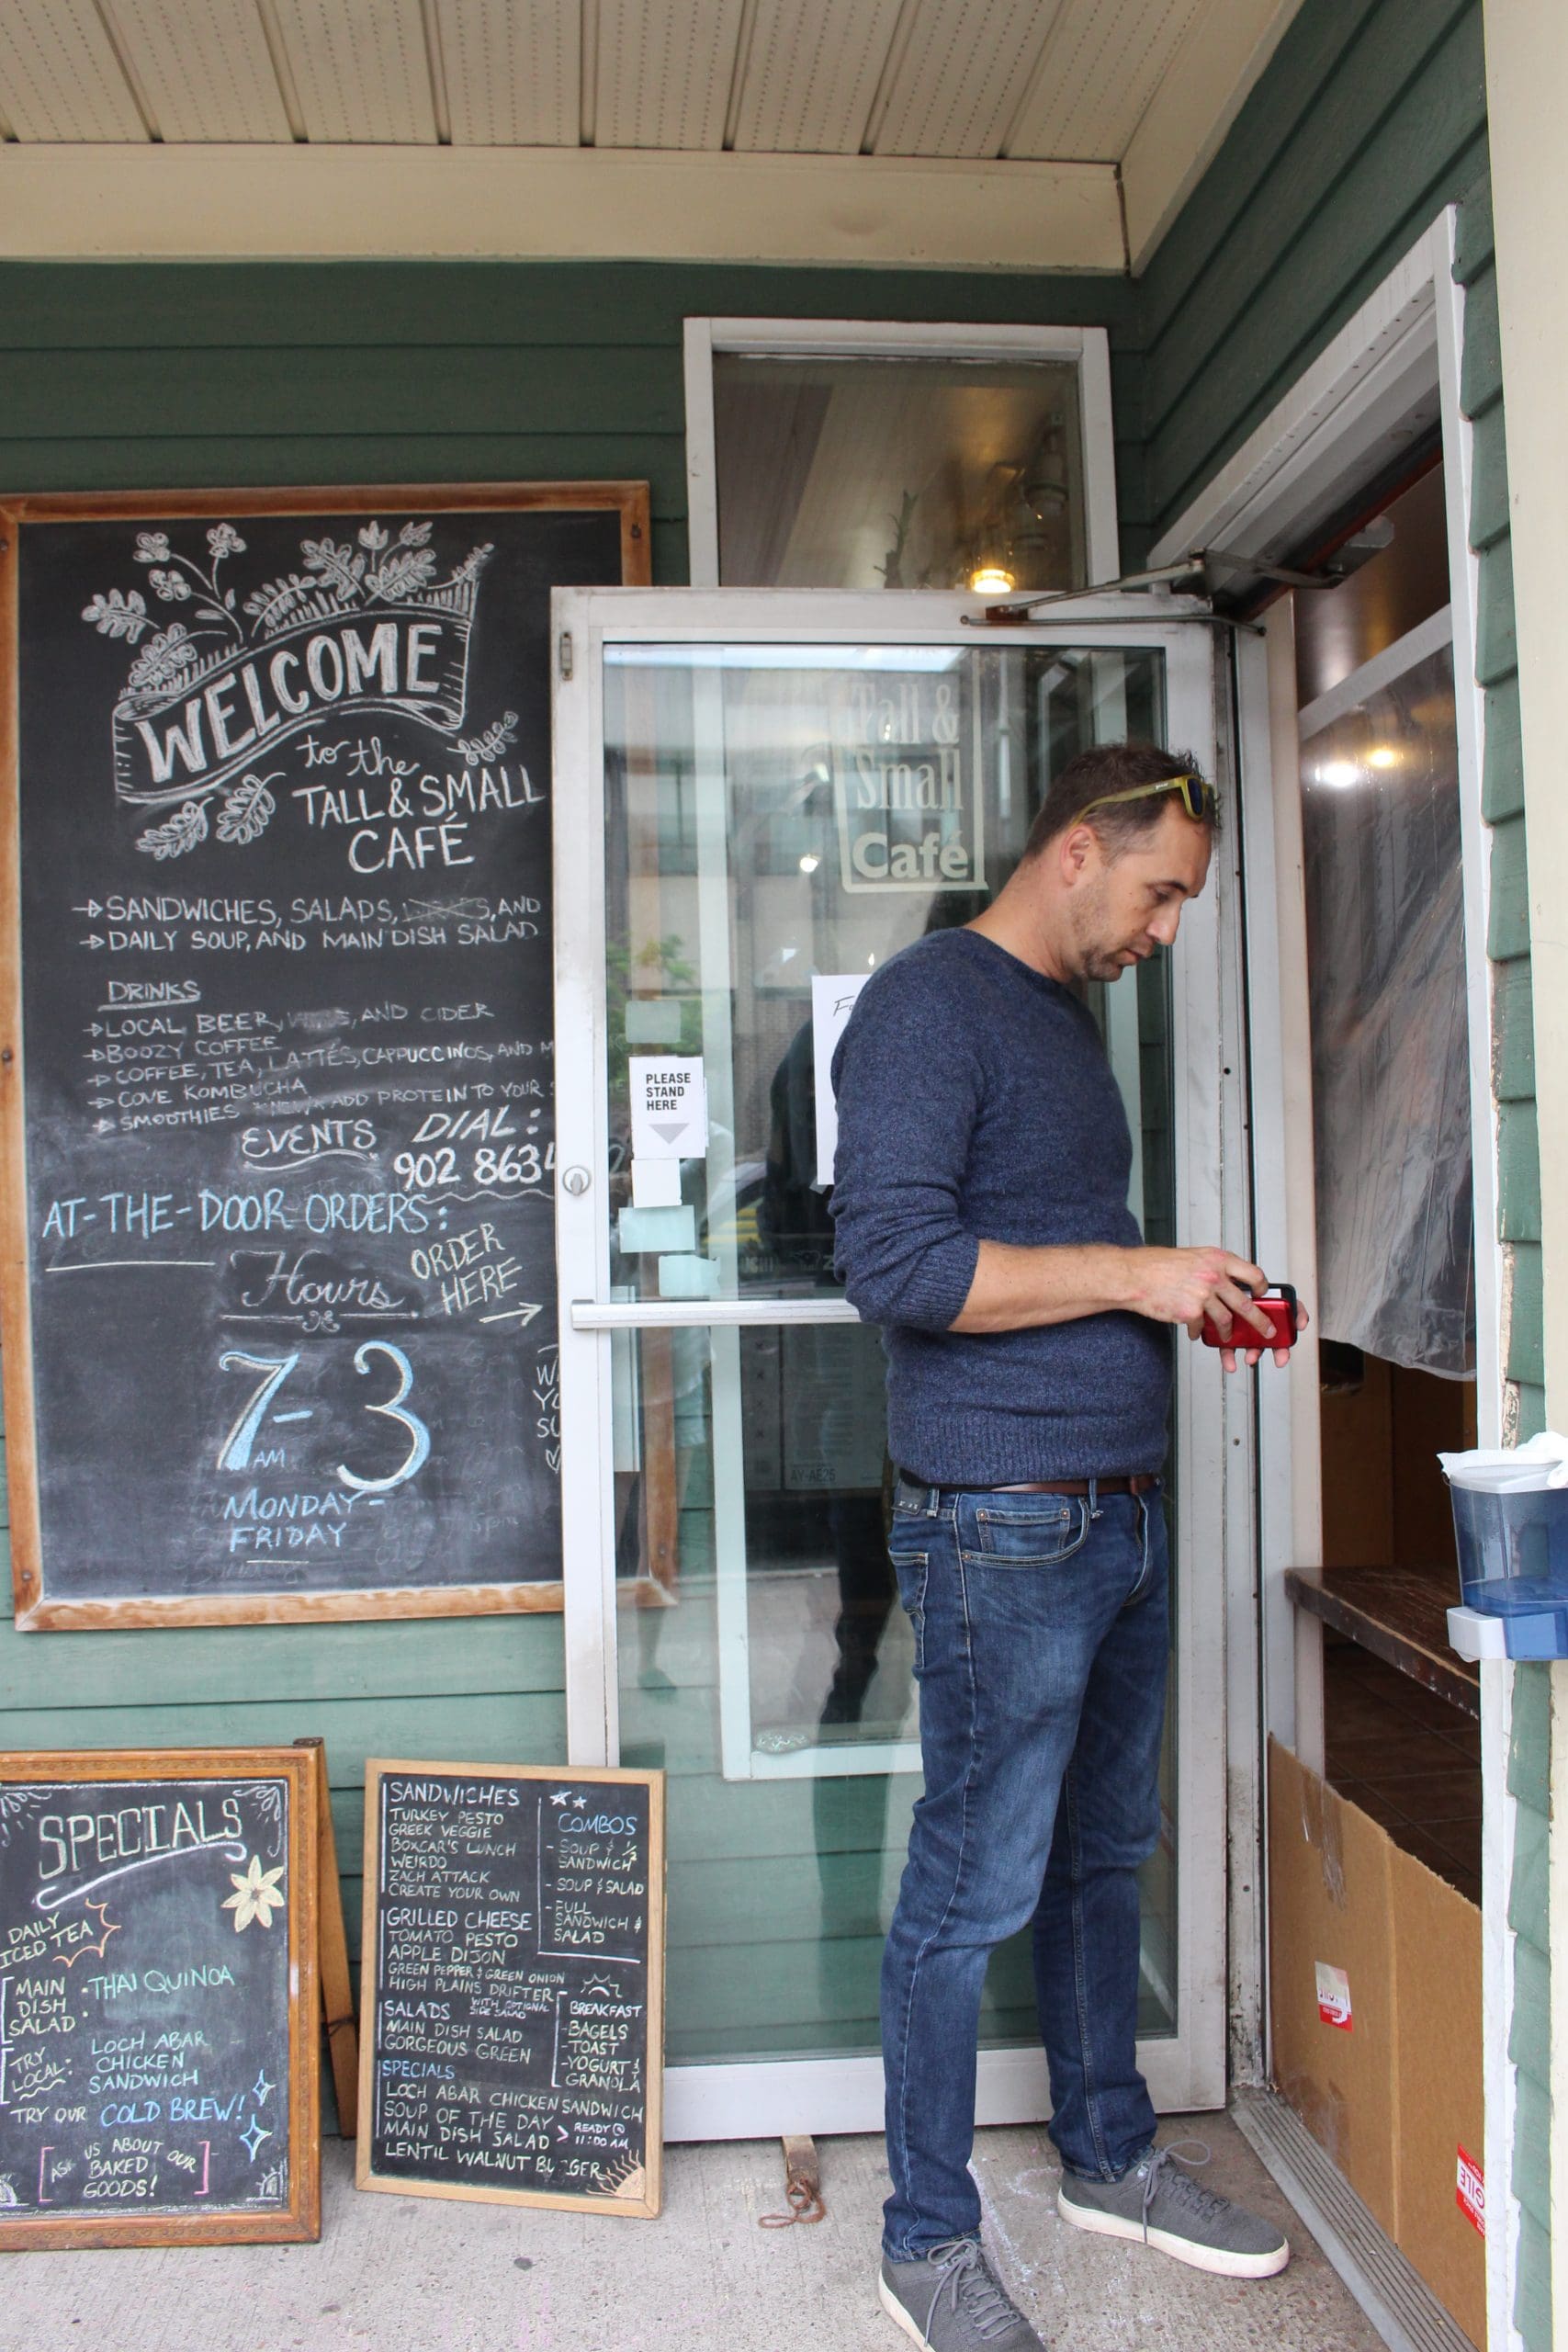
[553,591,1240,2140]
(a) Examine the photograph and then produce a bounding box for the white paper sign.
[629,1055,708,1159]
[630,1155,682,1208]
[811,973,872,1189]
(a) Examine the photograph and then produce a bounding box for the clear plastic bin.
[1444,1457,1568,1654]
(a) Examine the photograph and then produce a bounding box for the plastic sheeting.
[1301,639,1474,1376]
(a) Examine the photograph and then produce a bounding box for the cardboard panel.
[1391,1842,1485,2345]
[1268,1740,1397,2231]
[1269,1738,1485,2349]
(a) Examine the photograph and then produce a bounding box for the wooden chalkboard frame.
[0,481,649,1632]
[0,1743,321,2249]
[356,1758,665,2219]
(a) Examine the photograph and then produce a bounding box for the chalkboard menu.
[0,1746,321,2248]
[0,485,647,1627]
[358,1760,663,2217]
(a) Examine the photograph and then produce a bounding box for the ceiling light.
[1367,746,1398,769]
[968,563,1016,594]
[798,852,820,874]
[1317,759,1362,788]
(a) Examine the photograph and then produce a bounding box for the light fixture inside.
[798,852,820,874]
[968,563,1016,594]
[1317,759,1362,788]
[1367,746,1399,770]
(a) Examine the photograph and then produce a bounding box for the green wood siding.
[1135,0,1487,551]
[1512,1663,1553,2349]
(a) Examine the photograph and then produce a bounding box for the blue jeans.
[881,1475,1169,2258]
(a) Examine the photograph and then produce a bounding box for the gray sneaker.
[879,2238,1045,2350]
[1057,2141,1289,2278]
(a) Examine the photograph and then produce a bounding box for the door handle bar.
[570,1297,861,1329]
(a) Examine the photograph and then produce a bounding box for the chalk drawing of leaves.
[301,537,367,601]
[399,519,434,546]
[83,588,150,641]
[456,710,519,766]
[127,622,201,695]
[450,543,495,585]
[133,531,172,564]
[232,1779,287,1856]
[208,522,246,559]
[366,546,437,601]
[357,520,390,551]
[242,572,315,634]
[217,772,279,846]
[147,568,191,603]
[137,800,209,860]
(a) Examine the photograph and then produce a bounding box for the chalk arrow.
[72,901,102,918]
[83,935,104,950]
[88,1023,104,1036]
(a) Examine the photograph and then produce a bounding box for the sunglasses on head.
[1076,773,1216,826]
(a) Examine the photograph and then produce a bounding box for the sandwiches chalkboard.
[0,483,648,1629]
[0,1746,321,2248]
[358,1759,663,2217]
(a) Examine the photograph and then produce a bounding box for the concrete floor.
[0,2114,1387,2352]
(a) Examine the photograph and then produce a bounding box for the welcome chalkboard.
[0,1746,321,2248]
[0,485,647,1628]
[358,1759,663,2218]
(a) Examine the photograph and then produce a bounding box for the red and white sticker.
[1314,1962,1352,2030]
[1456,2145,1485,2236]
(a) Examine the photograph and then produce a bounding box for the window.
[684,321,1118,594]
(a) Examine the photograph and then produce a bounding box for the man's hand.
[1123,1245,1306,1371]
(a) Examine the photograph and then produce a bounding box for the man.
[830,742,1298,2352]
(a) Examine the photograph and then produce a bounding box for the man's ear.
[1058,822,1095,881]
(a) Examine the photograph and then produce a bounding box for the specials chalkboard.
[0,1746,321,2248]
[357,1760,663,2217]
[0,484,648,1628]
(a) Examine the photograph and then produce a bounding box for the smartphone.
[1201,1282,1299,1351]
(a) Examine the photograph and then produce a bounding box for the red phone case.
[1201,1287,1298,1350]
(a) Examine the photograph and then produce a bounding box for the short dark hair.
[1021,741,1214,860]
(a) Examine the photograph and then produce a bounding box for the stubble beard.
[1066,882,1134,984]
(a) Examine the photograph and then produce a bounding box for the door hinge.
[558,630,574,681]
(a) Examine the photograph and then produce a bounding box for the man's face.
[1061,798,1213,983]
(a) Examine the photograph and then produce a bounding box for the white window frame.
[1153,211,1517,2352]
[682,318,1120,592]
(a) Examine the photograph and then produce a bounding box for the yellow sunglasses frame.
[1076,772,1216,825]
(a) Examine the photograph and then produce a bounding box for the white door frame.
[551,585,1246,2141]
[1152,211,1517,2347]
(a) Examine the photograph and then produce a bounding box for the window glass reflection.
[603,639,1180,2069]
[714,356,1088,594]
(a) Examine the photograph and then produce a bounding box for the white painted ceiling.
[0,0,1294,167]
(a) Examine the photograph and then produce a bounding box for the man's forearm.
[950,1239,1137,1333]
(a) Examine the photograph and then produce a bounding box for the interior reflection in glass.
[604,642,1179,2064]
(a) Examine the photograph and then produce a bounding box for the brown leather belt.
[988,1476,1158,1496]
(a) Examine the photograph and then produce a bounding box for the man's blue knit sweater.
[829,928,1171,1485]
